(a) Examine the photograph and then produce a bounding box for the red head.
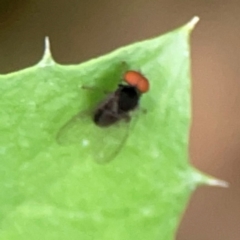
[123,70,150,93]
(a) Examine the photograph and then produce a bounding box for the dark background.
[1,1,240,239]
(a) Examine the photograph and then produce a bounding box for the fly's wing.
[56,110,136,164]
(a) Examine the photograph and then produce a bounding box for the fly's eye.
[124,71,149,93]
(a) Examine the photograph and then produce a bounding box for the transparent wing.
[56,110,136,164]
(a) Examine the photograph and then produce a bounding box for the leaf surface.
[0,17,218,240]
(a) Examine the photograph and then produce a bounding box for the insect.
[57,70,150,164]
[94,70,149,127]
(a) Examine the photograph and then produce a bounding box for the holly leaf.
[0,17,226,240]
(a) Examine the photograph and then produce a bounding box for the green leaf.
[0,17,226,240]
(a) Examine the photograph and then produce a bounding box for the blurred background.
[0,0,239,239]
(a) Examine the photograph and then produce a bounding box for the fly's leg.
[81,85,111,95]
[117,111,131,123]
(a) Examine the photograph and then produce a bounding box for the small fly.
[57,70,150,164]
[94,70,149,127]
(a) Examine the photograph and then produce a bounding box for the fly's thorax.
[118,85,140,112]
